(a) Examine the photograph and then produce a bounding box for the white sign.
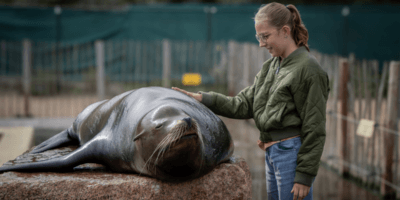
[356,119,375,138]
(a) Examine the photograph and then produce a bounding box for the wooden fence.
[1,39,400,199]
[319,54,400,199]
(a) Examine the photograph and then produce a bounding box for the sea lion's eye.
[155,124,163,129]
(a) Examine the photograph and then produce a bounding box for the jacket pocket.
[276,102,287,122]
[267,102,287,128]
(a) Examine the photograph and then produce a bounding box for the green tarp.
[0,4,399,62]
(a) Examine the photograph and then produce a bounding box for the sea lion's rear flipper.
[0,143,96,173]
[30,128,79,154]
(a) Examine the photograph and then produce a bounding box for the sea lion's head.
[134,105,205,180]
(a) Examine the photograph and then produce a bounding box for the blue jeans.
[265,137,313,200]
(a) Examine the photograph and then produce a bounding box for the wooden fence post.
[227,40,236,96]
[162,39,171,88]
[382,61,400,199]
[257,47,265,72]
[242,43,250,89]
[22,39,32,117]
[339,58,350,176]
[95,40,105,101]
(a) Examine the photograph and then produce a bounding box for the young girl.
[173,2,329,200]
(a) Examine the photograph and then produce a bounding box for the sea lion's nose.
[183,117,192,128]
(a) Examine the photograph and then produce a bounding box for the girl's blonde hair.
[254,2,310,51]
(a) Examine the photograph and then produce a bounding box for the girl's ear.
[282,25,291,37]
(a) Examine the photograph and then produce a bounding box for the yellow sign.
[182,73,201,86]
[356,119,375,138]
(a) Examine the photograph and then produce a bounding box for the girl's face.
[255,21,289,58]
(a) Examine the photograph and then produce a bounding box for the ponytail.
[286,4,310,51]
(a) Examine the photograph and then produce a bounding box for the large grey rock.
[0,146,252,199]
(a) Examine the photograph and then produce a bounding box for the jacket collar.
[279,46,308,66]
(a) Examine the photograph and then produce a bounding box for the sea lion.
[0,87,234,181]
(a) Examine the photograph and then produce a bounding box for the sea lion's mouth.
[167,119,198,141]
[181,129,198,139]
[180,133,198,140]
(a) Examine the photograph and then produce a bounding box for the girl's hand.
[291,183,311,200]
[172,87,203,102]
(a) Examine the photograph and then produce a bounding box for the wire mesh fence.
[1,39,400,198]
[320,57,400,198]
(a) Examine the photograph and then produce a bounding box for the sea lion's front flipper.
[30,127,79,154]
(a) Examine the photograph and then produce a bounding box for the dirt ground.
[219,117,268,199]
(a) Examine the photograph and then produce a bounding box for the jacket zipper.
[270,59,281,93]
[275,61,280,75]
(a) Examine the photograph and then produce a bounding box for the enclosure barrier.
[324,58,400,199]
[1,39,400,199]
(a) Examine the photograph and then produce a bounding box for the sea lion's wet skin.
[0,87,234,182]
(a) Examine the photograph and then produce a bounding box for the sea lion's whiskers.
[142,134,173,174]
[152,134,173,166]
[140,128,178,174]
[154,136,171,167]
[153,123,188,168]
[155,125,185,165]
[142,120,203,176]
[142,139,171,175]
[192,121,205,176]
[171,126,183,146]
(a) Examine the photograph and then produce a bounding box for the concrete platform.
[0,118,74,129]
[0,127,34,166]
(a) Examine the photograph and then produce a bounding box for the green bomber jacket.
[200,46,330,187]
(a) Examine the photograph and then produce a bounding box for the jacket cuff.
[198,92,214,107]
[294,171,314,187]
